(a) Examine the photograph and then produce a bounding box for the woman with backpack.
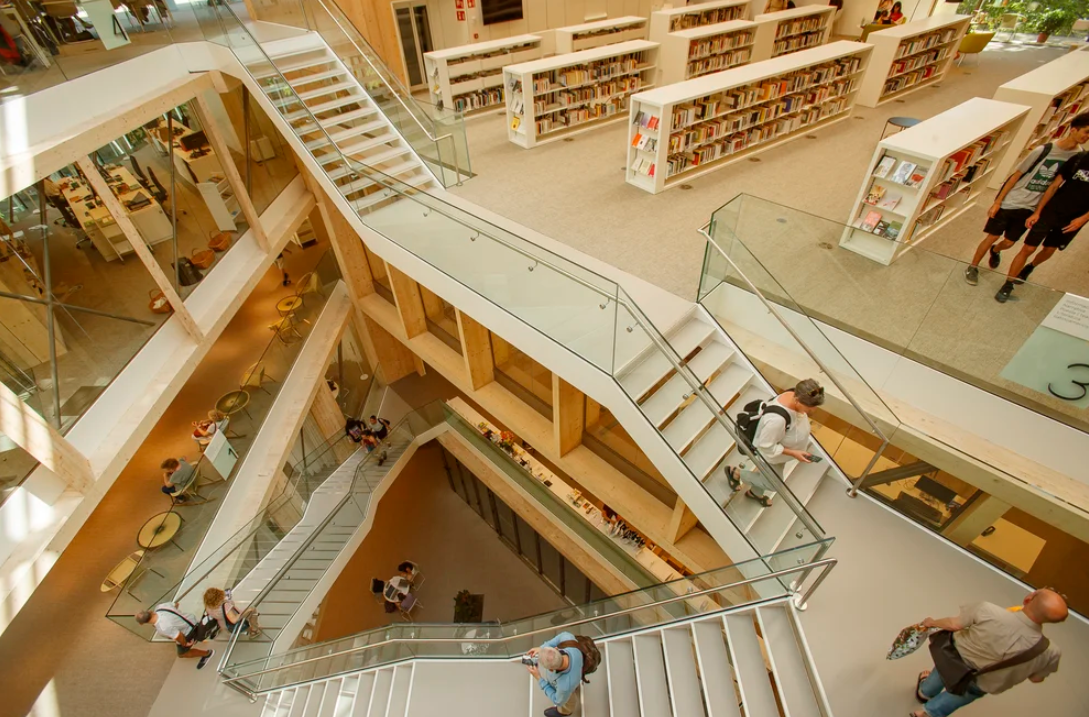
[203,587,262,639]
[725,378,825,507]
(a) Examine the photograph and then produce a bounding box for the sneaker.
[995,281,1015,303]
[964,266,979,285]
[1017,263,1035,282]
[197,649,214,670]
[988,247,1001,269]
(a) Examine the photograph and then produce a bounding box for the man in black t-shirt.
[997,152,1089,303]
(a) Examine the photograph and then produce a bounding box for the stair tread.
[641,340,734,427]
[368,669,394,717]
[387,665,413,717]
[747,462,827,553]
[289,68,346,86]
[661,394,716,454]
[758,605,822,717]
[691,620,742,717]
[686,422,735,482]
[287,685,311,717]
[606,639,639,717]
[316,678,342,717]
[633,634,672,717]
[619,317,714,400]
[723,613,779,717]
[253,53,334,79]
[299,80,360,101]
[661,627,708,717]
[349,672,375,717]
[301,682,327,717]
[582,642,610,717]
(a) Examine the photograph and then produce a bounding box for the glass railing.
[219,540,836,696]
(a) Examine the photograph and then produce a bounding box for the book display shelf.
[648,0,750,44]
[505,40,659,149]
[990,50,1089,189]
[752,6,835,61]
[855,15,970,108]
[840,98,1029,265]
[625,41,871,194]
[658,20,758,86]
[424,35,543,116]
[554,16,649,53]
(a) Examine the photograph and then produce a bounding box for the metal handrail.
[220,557,837,688]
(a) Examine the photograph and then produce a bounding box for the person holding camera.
[525,632,583,717]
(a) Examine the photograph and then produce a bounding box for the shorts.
[162,485,178,495]
[1025,217,1079,250]
[176,642,192,655]
[983,207,1033,241]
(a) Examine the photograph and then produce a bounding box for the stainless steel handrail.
[220,557,837,689]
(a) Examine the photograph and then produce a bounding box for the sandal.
[915,671,929,703]
[745,489,773,508]
[725,466,742,491]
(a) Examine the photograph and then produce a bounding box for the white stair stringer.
[253,599,832,717]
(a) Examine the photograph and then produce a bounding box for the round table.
[216,389,251,417]
[384,575,411,603]
[137,512,182,550]
[276,296,303,316]
[101,549,146,591]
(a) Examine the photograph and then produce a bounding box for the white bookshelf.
[752,6,835,61]
[626,41,871,194]
[505,40,660,149]
[855,15,969,108]
[198,177,240,232]
[554,16,649,53]
[424,35,543,116]
[648,0,750,44]
[989,50,1089,189]
[840,98,1029,265]
[658,20,758,86]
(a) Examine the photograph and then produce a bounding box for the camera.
[521,653,539,667]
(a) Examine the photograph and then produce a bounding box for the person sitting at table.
[42,176,79,228]
[161,456,195,502]
[192,410,225,443]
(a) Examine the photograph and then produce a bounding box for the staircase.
[255,599,828,717]
[616,308,832,556]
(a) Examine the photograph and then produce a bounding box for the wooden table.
[276,296,303,316]
[137,512,182,550]
[216,389,252,419]
[101,549,146,591]
[970,518,1046,578]
[59,166,171,261]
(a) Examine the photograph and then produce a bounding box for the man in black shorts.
[965,113,1089,286]
[997,151,1089,302]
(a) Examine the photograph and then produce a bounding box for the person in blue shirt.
[526,631,584,716]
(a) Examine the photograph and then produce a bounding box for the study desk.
[970,518,1045,578]
[59,166,171,261]
[169,124,224,185]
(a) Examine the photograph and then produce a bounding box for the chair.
[403,561,425,589]
[193,417,229,452]
[957,32,994,66]
[146,165,168,204]
[370,578,386,605]
[399,593,421,621]
[996,13,1021,42]
[859,23,886,42]
[880,116,920,139]
[129,155,149,186]
[241,363,277,394]
[269,314,305,343]
[297,271,324,303]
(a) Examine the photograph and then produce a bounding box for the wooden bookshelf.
[505,40,659,149]
[424,35,543,117]
[989,50,1089,189]
[658,20,758,86]
[752,6,835,61]
[626,41,871,194]
[840,98,1029,265]
[855,15,969,108]
[554,17,649,53]
[648,0,750,44]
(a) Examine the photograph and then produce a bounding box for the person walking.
[911,588,1066,717]
[203,587,261,639]
[136,603,215,669]
[965,113,1089,287]
[369,414,392,464]
[526,632,584,717]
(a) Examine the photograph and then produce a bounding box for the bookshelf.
[424,35,543,116]
[626,41,871,194]
[648,0,750,44]
[554,17,649,53]
[855,15,970,108]
[752,6,835,61]
[505,40,660,149]
[839,98,1029,265]
[198,177,241,232]
[657,21,758,86]
[989,50,1089,189]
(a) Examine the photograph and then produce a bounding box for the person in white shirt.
[725,379,825,507]
[136,602,214,669]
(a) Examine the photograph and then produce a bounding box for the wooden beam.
[456,309,495,390]
[76,157,203,342]
[308,381,356,463]
[942,494,1012,547]
[553,374,585,457]
[299,168,376,302]
[1,382,94,494]
[387,265,427,339]
[192,94,270,252]
[419,285,446,324]
[668,498,700,543]
[360,314,416,384]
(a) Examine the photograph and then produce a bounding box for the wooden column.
[668,498,700,543]
[299,165,376,302]
[1,383,94,494]
[942,494,1011,547]
[76,158,203,342]
[360,314,416,384]
[387,265,427,338]
[456,309,495,390]
[309,381,355,462]
[192,94,270,251]
[552,375,585,457]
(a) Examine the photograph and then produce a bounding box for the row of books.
[449,68,503,88]
[668,56,862,129]
[687,49,752,79]
[572,24,642,41]
[668,79,855,153]
[687,30,754,60]
[893,27,959,60]
[888,47,950,79]
[863,183,904,211]
[535,97,628,135]
[774,16,825,40]
[873,155,928,186]
[447,41,538,68]
[773,32,824,57]
[531,55,646,92]
[665,98,848,176]
[631,132,659,152]
[533,78,642,114]
[1029,81,1089,148]
[857,210,903,239]
[632,110,661,130]
[932,131,1005,183]
[631,156,657,177]
[669,5,746,32]
[882,64,938,96]
[453,88,504,112]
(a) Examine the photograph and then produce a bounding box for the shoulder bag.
[928,630,1049,695]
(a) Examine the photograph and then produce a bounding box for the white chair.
[404,561,426,589]
[399,593,421,621]
[241,363,277,394]
[996,13,1021,42]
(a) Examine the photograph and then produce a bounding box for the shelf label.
[1042,293,1089,342]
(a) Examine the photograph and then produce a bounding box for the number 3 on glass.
[1048,363,1089,401]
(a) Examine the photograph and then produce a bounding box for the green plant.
[1029,7,1079,36]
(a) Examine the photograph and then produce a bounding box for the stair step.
[582,639,610,717]
[691,620,742,717]
[686,422,736,483]
[253,52,334,79]
[633,633,672,717]
[387,665,413,717]
[606,639,640,717]
[316,678,342,717]
[298,80,360,101]
[362,145,412,167]
[704,362,752,411]
[619,317,714,400]
[747,462,827,553]
[287,95,365,121]
[661,395,716,454]
[289,68,347,86]
[757,605,822,717]
[301,681,328,717]
[641,340,734,427]
[287,685,311,717]
[529,672,554,715]
[368,669,394,717]
[661,627,708,717]
[723,613,778,717]
[339,129,401,158]
[349,672,376,717]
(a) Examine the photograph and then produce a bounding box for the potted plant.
[1030,8,1076,42]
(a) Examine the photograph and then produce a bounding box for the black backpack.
[736,399,792,451]
[558,636,601,684]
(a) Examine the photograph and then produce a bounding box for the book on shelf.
[511,117,521,131]
[632,111,660,130]
[874,155,896,178]
[864,184,887,205]
[874,220,889,235]
[907,169,927,187]
[860,210,882,232]
[884,221,902,239]
[878,192,901,210]
[890,160,916,184]
[632,156,656,176]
